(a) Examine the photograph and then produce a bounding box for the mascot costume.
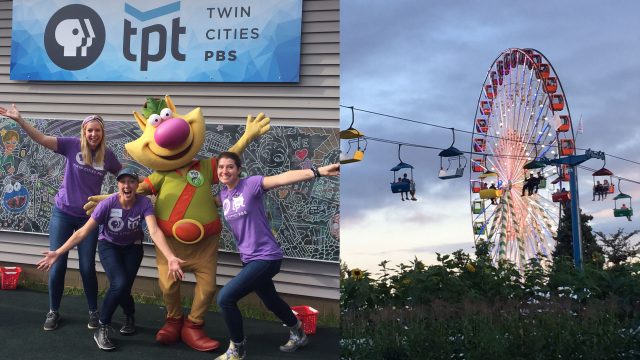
[120,95,268,351]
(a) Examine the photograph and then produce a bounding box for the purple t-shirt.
[220,176,283,263]
[54,137,121,217]
[91,193,154,246]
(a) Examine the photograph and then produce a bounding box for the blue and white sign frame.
[10,0,302,82]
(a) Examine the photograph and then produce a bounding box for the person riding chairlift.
[593,181,603,201]
[620,203,632,221]
[400,173,410,202]
[602,179,610,199]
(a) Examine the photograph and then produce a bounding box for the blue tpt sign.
[10,0,302,82]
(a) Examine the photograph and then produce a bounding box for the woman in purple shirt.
[214,151,339,360]
[37,168,185,351]
[0,104,121,331]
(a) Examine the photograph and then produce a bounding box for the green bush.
[341,240,640,359]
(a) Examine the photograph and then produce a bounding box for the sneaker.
[88,310,100,329]
[94,324,116,351]
[216,339,246,360]
[279,321,308,352]
[43,311,60,331]
[120,315,136,335]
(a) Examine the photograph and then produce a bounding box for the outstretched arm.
[36,218,99,271]
[262,163,339,191]
[0,104,58,151]
[228,113,270,155]
[145,215,185,281]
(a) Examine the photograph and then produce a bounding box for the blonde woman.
[0,104,122,331]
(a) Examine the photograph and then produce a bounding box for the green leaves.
[341,245,640,358]
[141,97,167,119]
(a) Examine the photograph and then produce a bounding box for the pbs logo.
[44,4,105,70]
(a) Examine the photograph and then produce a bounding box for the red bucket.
[0,266,22,290]
[291,305,318,335]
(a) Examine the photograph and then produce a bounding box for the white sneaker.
[279,321,308,352]
[216,339,246,360]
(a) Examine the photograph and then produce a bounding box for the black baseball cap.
[116,167,139,181]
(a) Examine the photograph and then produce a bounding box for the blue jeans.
[217,259,298,342]
[48,206,99,312]
[97,241,143,325]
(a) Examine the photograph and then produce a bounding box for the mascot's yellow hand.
[243,113,271,142]
[229,113,271,154]
[83,194,112,215]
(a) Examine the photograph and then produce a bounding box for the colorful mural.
[0,118,339,262]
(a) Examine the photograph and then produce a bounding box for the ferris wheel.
[469,48,577,268]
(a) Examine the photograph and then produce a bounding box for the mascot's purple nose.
[154,118,190,149]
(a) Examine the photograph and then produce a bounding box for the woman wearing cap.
[0,104,121,331]
[37,168,185,351]
[214,151,339,360]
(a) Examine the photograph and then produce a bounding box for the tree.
[594,228,640,266]
[552,205,603,267]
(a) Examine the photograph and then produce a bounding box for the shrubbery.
[341,239,640,359]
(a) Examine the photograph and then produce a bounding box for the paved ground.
[0,288,339,359]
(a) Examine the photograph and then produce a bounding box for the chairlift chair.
[538,177,547,189]
[592,167,614,194]
[438,129,467,180]
[478,171,501,200]
[340,139,366,164]
[613,193,633,218]
[552,189,570,203]
[340,106,367,164]
[390,145,414,194]
[522,144,547,189]
[613,180,633,219]
[390,162,414,193]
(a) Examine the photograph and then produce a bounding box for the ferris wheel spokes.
[470,48,576,269]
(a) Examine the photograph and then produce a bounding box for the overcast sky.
[340,0,640,273]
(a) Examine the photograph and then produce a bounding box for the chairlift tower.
[544,149,606,270]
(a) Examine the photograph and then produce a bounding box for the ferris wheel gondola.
[469,48,577,268]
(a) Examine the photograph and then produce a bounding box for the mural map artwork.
[0,118,339,262]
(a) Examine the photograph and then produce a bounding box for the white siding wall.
[0,0,339,300]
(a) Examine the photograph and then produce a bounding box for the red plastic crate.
[291,305,318,335]
[0,266,22,290]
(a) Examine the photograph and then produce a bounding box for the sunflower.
[465,263,476,273]
[350,268,364,280]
